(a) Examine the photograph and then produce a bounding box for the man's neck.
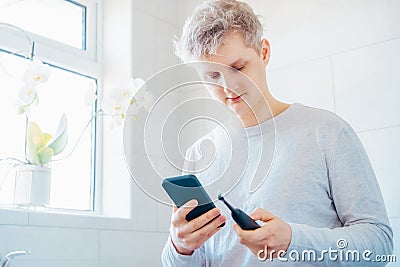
[240,97,290,128]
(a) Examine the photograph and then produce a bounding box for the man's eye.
[207,72,220,80]
[234,66,245,71]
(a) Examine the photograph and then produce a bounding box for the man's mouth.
[226,93,243,103]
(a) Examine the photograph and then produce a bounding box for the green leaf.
[27,122,45,150]
[37,146,54,165]
[42,133,52,146]
[48,114,68,156]
[26,149,40,165]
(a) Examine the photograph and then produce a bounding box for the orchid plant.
[13,57,69,166]
[0,22,153,169]
[16,69,152,166]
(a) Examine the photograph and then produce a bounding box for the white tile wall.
[131,9,156,80]
[102,154,131,218]
[99,230,168,265]
[12,259,99,267]
[332,39,400,132]
[125,153,160,231]
[0,209,28,225]
[0,226,98,260]
[154,20,180,72]
[259,0,400,69]
[268,57,335,112]
[388,218,400,267]
[132,0,180,26]
[359,126,400,218]
[103,0,133,85]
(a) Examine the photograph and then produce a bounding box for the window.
[0,0,101,211]
[0,0,87,49]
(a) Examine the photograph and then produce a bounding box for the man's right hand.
[169,199,226,255]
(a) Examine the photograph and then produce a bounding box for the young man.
[161,0,393,266]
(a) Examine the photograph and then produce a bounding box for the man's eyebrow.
[227,59,245,67]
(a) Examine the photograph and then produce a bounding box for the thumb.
[249,208,274,222]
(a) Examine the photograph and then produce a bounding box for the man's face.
[196,32,270,119]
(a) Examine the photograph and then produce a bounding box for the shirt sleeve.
[161,143,207,267]
[161,235,206,267]
[285,123,393,266]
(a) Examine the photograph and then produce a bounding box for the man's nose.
[220,74,239,95]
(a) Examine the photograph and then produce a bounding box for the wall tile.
[0,209,28,225]
[243,0,259,13]
[125,154,158,231]
[12,259,98,267]
[0,225,98,260]
[131,10,156,80]
[103,0,133,83]
[268,57,335,112]
[154,19,180,72]
[333,39,400,132]
[178,0,202,27]
[359,126,400,218]
[387,218,400,266]
[102,154,131,218]
[132,0,180,26]
[157,202,172,233]
[28,210,133,230]
[259,0,399,68]
[100,259,159,267]
[99,230,168,263]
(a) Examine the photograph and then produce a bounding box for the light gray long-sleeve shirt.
[161,103,393,266]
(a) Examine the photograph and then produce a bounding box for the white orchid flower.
[18,84,37,104]
[16,84,39,115]
[133,79,154,111]
[104,77,151,128]
[23,58,50,87]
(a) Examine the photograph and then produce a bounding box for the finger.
[233,223,243,235]
[233,223,265,243]
[184,223,223,251]
[173,205,178,213]
[189,215,226,242]
[249,208,274,222]
[186,208,221,232]
[175,199,198,220]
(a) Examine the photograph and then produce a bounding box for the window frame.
[0,0,103,213]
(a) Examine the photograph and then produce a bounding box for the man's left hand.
[233,208,292,258]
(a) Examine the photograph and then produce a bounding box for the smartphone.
[162,174,224,226]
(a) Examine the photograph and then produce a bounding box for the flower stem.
[52,110,111,162]
[24,114,28,163]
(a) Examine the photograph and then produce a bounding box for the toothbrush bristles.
[218,193,224,200]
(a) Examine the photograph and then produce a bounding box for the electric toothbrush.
[218,193,260,230]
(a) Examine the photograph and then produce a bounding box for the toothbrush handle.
[232,209,261,230]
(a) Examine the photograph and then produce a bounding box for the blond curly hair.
[174,0,264,62]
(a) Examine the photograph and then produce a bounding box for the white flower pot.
[13,165,51,207]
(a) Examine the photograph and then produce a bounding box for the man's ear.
[260,39,270,66]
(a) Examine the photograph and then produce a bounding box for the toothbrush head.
[218,193,224,201]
